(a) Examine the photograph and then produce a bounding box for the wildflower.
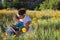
[11,35,16,38]
[22,28,27,33]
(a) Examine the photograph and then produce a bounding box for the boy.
[11,15,24,31]
[17,8,32,32]
[6,15,24,35]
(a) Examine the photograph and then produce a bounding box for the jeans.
[6,27,15,35]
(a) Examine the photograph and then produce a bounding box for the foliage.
[35,0,60,10]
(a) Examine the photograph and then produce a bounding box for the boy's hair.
[18,8,26,15]
[15,15,19,20]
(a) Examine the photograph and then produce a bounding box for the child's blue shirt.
[14,21,24,31]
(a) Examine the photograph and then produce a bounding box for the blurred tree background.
[0,0,60,10]
[35,0,60,10]
[0,0,43,10]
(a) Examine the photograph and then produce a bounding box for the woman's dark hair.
[18,8,26,15]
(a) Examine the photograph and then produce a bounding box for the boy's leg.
[6,27,15,35]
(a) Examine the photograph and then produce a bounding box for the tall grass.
[0,10,60,40]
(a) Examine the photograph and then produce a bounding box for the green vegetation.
[35,0,60,10]
[0,10,60,40]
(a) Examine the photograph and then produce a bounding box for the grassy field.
[0,9,60,40]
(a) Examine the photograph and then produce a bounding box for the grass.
[0,9,60,40]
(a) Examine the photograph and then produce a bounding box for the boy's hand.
[15,31,20,35]
[26,21,31,30]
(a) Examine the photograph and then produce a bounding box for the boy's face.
[19,15,24,19]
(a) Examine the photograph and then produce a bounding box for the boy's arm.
[10,24,15,27]
[26,21,31,30]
